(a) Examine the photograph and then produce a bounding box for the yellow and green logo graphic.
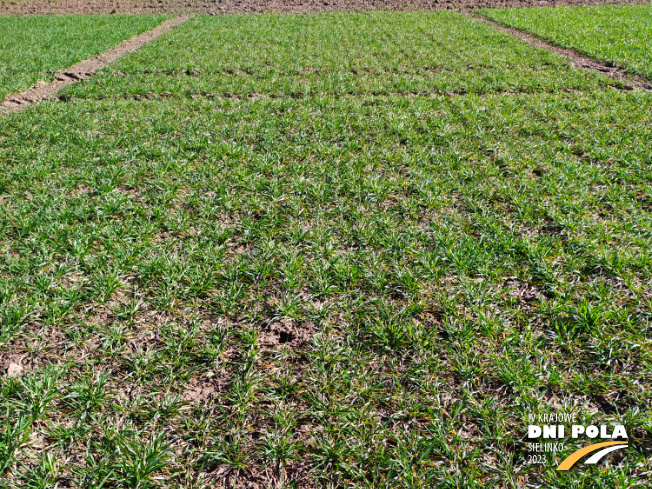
[556,441,628,471]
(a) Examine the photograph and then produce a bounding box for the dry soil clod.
[6,363,24,378]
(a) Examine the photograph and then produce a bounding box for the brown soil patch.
[476,15,652,90]
[0,350,31,375]
[504,277,548,303]
[0,16,190,114]
[181,371,230,404]
[260,319,313,349]
[209,461,315,489]
[0,0,643,16]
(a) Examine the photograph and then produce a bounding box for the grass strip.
[62,12,619,101]
[482,5,652,79]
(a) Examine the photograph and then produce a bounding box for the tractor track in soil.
[0,16,190,114]
[474,15,652,91]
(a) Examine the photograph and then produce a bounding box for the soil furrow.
[60,86,625,103]
[0,16,191,114]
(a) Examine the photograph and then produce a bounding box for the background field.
[62,12,622,101]
[0,15,165,102]
[483,4,652,78]
[1,9,651,489]
[0,0,643,16]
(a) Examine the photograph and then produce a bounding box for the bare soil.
[0,16,190,113]
[181,372,230,404]
[260,319,314,349]
[0,0,644,16]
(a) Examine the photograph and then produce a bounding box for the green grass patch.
[1,89,651,487]
[63,12,618,100]
[0,15,167,102]
[1,10,651,489]
[482,5,652,79]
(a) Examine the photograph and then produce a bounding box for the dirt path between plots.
[0,0,644,15]
[0,16,190,114]
[475,15,652,90]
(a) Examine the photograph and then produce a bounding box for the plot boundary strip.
[473,14,652,91]
[0,16,191,114]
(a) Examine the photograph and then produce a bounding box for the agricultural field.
[65,12,620,99]
[1,7,651,489]
[0,0,639,15]
[0,15,166,102]
[483,4,652,78]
